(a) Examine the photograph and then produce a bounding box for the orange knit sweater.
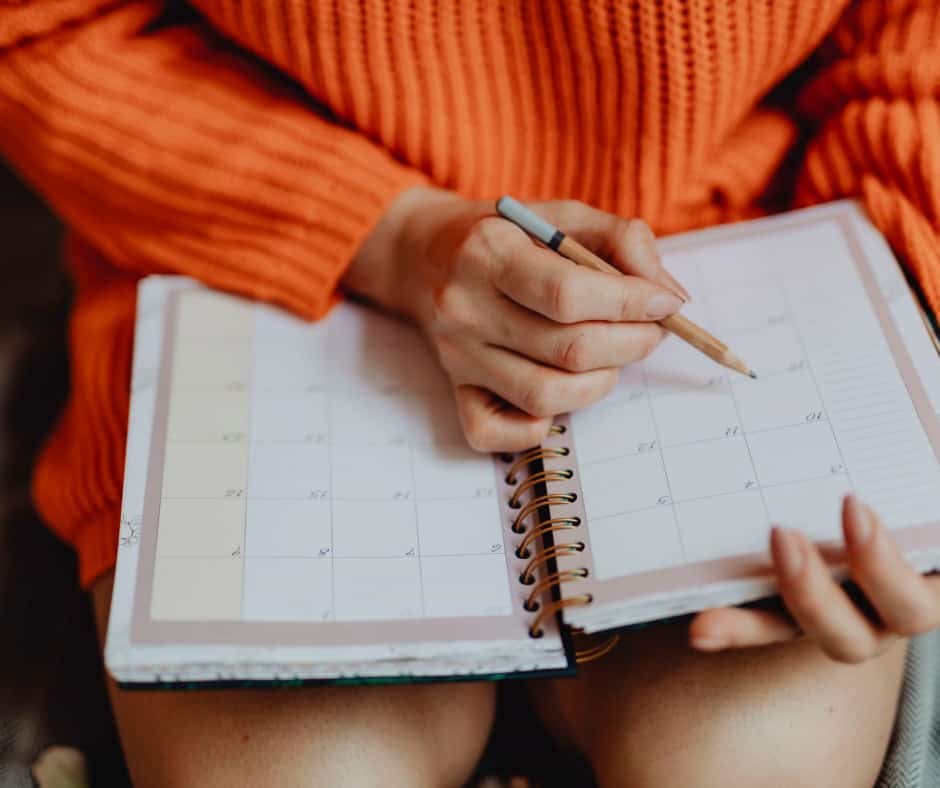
[1,1,939,589]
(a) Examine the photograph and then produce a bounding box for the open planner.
[107,201,940,686]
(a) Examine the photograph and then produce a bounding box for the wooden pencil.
[496,195,756,379]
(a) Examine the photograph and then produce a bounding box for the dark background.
[0,162,129,786]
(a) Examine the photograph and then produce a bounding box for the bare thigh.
[530,622,907,788]
[92,573,496,788]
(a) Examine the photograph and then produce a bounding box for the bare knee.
[93,573,496,787]
[533,625,906,788]
[109,677,495,788]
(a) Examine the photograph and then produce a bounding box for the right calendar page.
[540,201,940,633]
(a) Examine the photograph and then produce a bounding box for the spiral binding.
[522,569,589,611]
[504,446,570,484]
[573,632,622,663]
[518,543,586,585]
[514,518,581,558]
[501,437,614,658]
[509,493,577,534]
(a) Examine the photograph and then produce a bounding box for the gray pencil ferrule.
[496,195,558,246]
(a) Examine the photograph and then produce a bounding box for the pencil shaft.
[659,313,725,356]
[556,236,619,275]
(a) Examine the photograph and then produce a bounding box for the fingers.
[489,298,665,372]
[454,385,552,452]
[527,200,691,301]
[843,495,940,637]
[771,526,892,663]
[494,244,683,324]
[442,338,619,418]
[689,606,802,651]
[688,497,940,662]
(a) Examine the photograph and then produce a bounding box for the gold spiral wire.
[514,518,581,558]
[523,569,589,611]
[574,633,622,663]
[519,543,585,585]
[529,595,593,638]
[503,446,570,484]
[511,493,577,533]
[504,427,599,652]
[508,469,574,509]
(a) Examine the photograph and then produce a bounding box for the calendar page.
[540,202,940,632]
[105,278,568,685]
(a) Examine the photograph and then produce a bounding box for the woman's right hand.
[344,188,690,452]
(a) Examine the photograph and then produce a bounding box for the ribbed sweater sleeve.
[795,0,940,312]
[0,0,426,320]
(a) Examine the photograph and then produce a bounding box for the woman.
[2,1,940,785]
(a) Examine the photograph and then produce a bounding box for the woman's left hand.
[689,495,940,663]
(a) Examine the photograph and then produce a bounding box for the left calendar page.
[106,277,569,687]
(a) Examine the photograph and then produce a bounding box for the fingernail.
[663,271,692,303]
[645,292,683,320]
[690,636,726,651]
[771,526,804,579]
[844,494,872,548]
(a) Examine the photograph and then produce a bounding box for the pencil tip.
[748,370,758,379]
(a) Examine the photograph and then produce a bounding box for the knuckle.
[617,284,636,320]
[549,272,580,323]
[553,199,588,225]
[557,331,592,372]
[530,418,554,445]
[475,215,512,250]
[454,225,481,259]
[519,373,555,418]
[617,217,658,266]
[432,284,472,328]
[456,219,500,271]
[433,335,462,374]
[623,217,653,243]
[462,418,493,452]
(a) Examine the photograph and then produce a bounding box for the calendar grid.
[639,352,686,562]
[573,469,855,525]
[144,294,517,628]
[573,415,883,461]
[694,260,775,538]
[561,214,940,585]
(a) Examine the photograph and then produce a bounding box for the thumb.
[689,606,802,651]
[529,200,690,302]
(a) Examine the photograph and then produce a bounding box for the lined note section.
[570,216,940,582]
